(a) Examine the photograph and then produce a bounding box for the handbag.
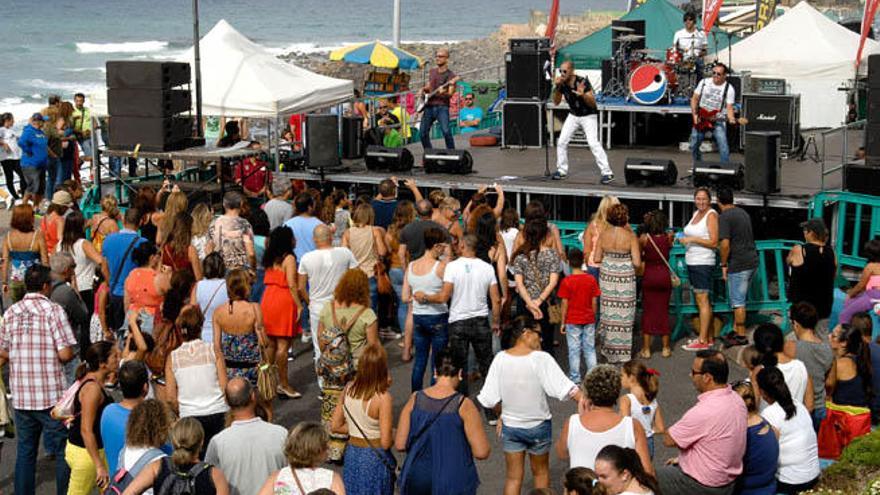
[818,401,871,460]
[647,234,681,288]
[51,378,84,427]
[253,304,279,402]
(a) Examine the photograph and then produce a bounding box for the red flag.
[545,0,560,47]
[857,0,879,68]
[703,0,724,34]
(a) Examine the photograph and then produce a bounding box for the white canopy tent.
[91,19,353,117]
[716,1,880,128]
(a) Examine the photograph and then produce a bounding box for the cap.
[800,218,827,238]
[51,190,74,208]
[31,112,50,122]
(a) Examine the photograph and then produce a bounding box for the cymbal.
[633,48,663,53]
[611,26,635,32]
[617,34,645,41]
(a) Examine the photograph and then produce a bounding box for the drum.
[665,47,683,65]
[628,63,674,105]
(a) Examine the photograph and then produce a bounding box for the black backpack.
[156,458,210,495]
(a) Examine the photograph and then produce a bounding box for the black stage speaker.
[502,100,545,148]
[106,61,190,89]
[423,149,474,174]
[364,146,413,172]
[844,163,880,195]
[108,116,193,152]
[744,131,781,194]
[107,89,191,117]
[867,55,880,166]
[509,38,551,53]
[341,116,363,159]
[305,114,339,169]
[741,94,800,151]
[868,54,880,89]
[506,51,552,100]
[693,161,745,190]
[866,123,880,167]
[611,20,646,54]
[727,72,750,105]
[624,158,677,186]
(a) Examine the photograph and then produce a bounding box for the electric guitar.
[416,76,461,113]
[693,107,748,132]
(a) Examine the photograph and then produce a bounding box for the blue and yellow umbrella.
[329,41,423,70]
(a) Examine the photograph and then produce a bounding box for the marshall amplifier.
[741,93,800,152]
[509,38,551,54]
[751,77,787,95]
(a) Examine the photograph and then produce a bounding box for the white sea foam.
[62,67,106,73]
[75,41,168,54]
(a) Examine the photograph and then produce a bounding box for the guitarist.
[420,48,457,151]
[689,63,736,165]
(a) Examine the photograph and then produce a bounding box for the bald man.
[552,60,613,184]
[420,48,458,151]
[297,225,359,387]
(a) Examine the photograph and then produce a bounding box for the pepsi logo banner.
[628,64,668,105]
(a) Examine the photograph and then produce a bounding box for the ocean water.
[1,0,625,125]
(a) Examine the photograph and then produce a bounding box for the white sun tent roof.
[716,1,880,128]
[92,19,353,118]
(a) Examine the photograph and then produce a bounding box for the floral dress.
[221,330,261,385]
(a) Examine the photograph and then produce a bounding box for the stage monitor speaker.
[624,158,677,186]
[106,61,190,89]
[107,89,191,118]
[509,38,551,54]
[844,162,880,195]
[693,161,745,190]
[502,100,545,148]
[868,54,880,89]
[744,131,781,194]
[341,116,363,159]
[108,116,193,152]
[611,20,646,53]
[741,93,800,152]
[866,123,880,166]
[364,146,413,172]
[505,50,552,100]
[424,149,473,174]
[305,114,339,169]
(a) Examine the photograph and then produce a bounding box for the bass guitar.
[416,76,460,114]
[693,107,748,132]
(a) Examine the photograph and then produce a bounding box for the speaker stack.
[744,131,781,194]
[740,93,800,152]
[865,54,880,167]
[503,38,550,148]
[305,114,341,171]
[106,61,195,152]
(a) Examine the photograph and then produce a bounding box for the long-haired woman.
[89,194,120,254]
[59,210,109,314]
[1,204,48,302]
[261,226,302,399]
[161,211,202,279]
[156,190,188,246]
[387,200,416,334]
[191,203,215,261]
[511,217,559,353]
[638,210,673,357]
[583,195,620,280]
[342,203,388,314]
[827,323,874,408]
[732,380,779,495]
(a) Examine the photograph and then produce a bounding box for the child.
[619,360,665,459]
[558,248,601,383]
[563,467,606,495]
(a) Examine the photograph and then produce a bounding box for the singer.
[419,48,457,151]
[551,60,613,183]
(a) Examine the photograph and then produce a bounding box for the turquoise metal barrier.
[809,191,880,276]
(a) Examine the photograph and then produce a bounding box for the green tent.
[556,0,736,70]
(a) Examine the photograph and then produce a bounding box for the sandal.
[277,386,302,400]
[662,347,672,358]
[639,349,651,359]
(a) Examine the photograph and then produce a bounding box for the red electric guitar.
[693,107,748,132]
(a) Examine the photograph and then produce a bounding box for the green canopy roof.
[556,0,736,70]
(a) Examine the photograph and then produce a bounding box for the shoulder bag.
[342,392,398,479]
[252,303,279,402]
[647,235,681,288]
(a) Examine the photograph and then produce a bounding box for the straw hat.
[51,191,74,208]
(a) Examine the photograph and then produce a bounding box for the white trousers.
[309,298,330,389]
[556,113,611,176]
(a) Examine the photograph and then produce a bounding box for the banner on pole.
[703,0,724,34]
[754,0,776,31]
[857,0,879,68]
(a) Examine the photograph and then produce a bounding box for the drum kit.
[603,25,704,105]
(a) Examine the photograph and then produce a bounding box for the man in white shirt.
[298,224,358,387]
[673,12,707,62]
[417,234,501,396]
[689,63,736,165]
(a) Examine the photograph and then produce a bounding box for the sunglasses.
[713,71,725,76]
[436,54,448,58]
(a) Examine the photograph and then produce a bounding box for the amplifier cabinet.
[502,100,546,148]
[741,93,800,152]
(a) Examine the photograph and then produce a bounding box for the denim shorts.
[22,167,43,194]
[502,419,552,455]
[727,269,754,308]
[687,264,714,293]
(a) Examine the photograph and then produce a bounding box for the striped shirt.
[0,293,77,410]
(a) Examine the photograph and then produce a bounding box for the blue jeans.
[727,269,754,308]
[14,408,71,495]
[368,277,378,316]
[565,323,597,383]
[46,157,60,198]
[689,120,729,163]
[411,313,449,391]
[58,157,73,188]
[811,406,826,433]
[390,267,407,332]
[420,105,455,150]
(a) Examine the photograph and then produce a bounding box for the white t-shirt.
[298,247,359,303]
[443,256,497,324]
[761,401,821,485]
[0,127,21,161]
[777,359,810,405]
[123,447,167,495]
[673,28,707,59]
[695,78,736,117]
[477,350,575,429]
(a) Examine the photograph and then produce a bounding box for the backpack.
[103,447,165,494]
[156,457,211,495]
[317,304,367,388]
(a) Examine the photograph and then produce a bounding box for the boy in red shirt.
[558,248,601,382]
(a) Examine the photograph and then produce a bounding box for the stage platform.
[279,134,836,212]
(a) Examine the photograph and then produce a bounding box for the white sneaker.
[301,333,312,344]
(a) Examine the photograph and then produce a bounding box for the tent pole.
[193,0,204,138]
[393,0,401,48]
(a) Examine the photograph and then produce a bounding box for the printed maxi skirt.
[598,251,637,363]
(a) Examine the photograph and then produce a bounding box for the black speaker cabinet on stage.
[744,131,781,194]
[342,116,363,159]
[305,114,339,170]
[693,161,745,190]
[867,55,880,166]
[107,89,191,118]
[868,54,880,89]
[365,146,413,172]
[741,93,800,152]
[502,100,545,148]
[108,116,193,152]
[844,163,880,195]
[106,61,190,90]
[423,149,474,175]
[624,158,677,186]
[505,51,552,100]
[866,124,880,167]
[727,72,750,105]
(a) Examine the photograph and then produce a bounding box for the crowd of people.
[0,165,876,495]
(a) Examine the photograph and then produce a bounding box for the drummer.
[673,12,707,72]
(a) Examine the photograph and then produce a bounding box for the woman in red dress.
[260,226,302,399]
[639,210,673,358]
